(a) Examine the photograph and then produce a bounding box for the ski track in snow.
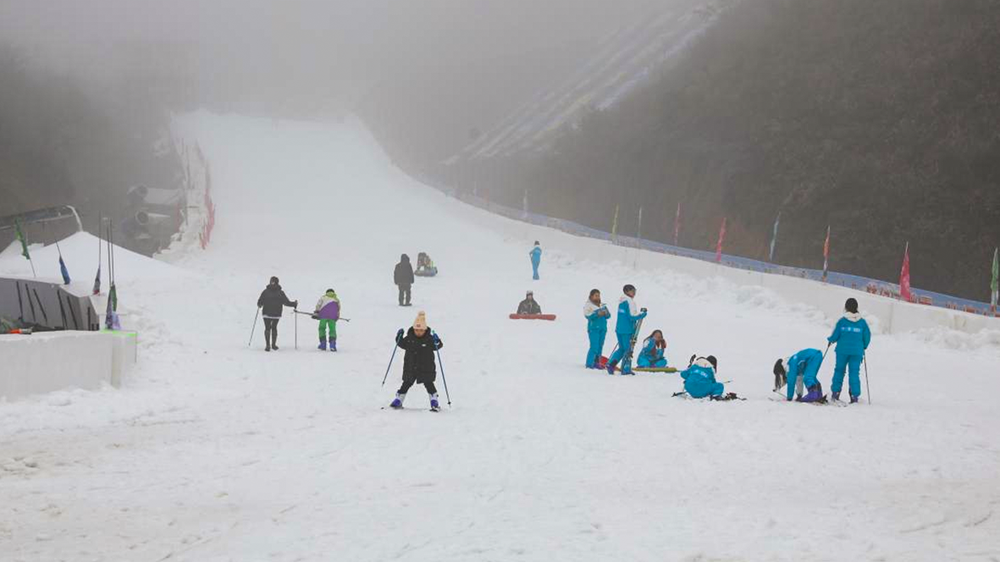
[2,112,1000,561]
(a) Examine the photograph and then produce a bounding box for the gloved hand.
[311,314,319,320]
[292,301,299,308]
[396,328,405,342]
[432,333,441,346]
[640,307,648,313]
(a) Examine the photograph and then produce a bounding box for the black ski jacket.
[397,327,442,382]
[394,255,415,287]
[517,298,542,315]
[257,284,295,318]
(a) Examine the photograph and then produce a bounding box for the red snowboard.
[509,314,557,321]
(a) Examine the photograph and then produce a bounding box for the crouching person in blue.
[606,284,647,375]
[637,330,668,369]
[390,311,444,411]
[774,348,825,402]
[583,289,610,368]
[828,298,871,403]
[681,355,723,398]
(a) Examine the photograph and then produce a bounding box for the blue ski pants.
[832,352,863,397]
[609,333,635,373]
[531,259,540,280]
[586,329,607,367]
[686,378,725,399]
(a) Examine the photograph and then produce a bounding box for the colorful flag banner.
[13,219,36,277]
[822,225,831,281]
[990,247,998,310]
[636,207,643,241]
[611,205,620,241]
[57,243,71,285]
[673,202,681,246]
[899,242,912,302]
[769,212,781,262]
[715,217,727,263]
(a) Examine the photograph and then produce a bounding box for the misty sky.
[0,0,661,98]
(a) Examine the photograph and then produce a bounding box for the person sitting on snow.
[416,252,438,276]
[637,330,668,369]
[312,288,340,351]
[390,311,444,411]
[517,291,542,315]
[681,355,724,398]
[774,348,825,402]
[827,298,871,403]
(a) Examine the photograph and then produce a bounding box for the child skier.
[827,297,871,403]
[390,311,444,411]
[680,355,724,398]
[529,241,542,280]
[256,276,298,352]
[583,289,610,369]
[774,348,825,402]
[606,284,647,375]
[637,330,668,369]
[313,288,340,351]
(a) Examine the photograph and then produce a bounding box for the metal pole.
[863,355,872,404]
[381,339,400,387]
[248,307,260,347]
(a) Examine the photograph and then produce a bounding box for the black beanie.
[706,356,718,370]
[623,284,636,294]
[845,298,859,314]
[270,276,279,285]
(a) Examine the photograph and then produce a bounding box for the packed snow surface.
[2,113,999,561]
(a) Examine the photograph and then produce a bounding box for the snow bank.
[0,331,136,400]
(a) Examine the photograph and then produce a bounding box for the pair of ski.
[768,390,849,407]
[383,405,441,413]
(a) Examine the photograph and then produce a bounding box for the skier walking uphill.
[606,284,647,375]
[637,330,668,369]
[774,348,825,402]
[828,298,871,403]
[394,254,415,306]
[390,311,444,411]
[313,288,340,351]
[583,289,610,369]
[681,355,724,398]
[517,291,542,315]
[529,241,542,280]
[256,276,298,352]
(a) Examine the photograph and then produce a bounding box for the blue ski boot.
[850,395,859,404]
[390,393,405,409]
[430,393,440,412]
[606,362,617,375]
[799,384,825,403]
[330,338,337,352]
[318,338,327,351]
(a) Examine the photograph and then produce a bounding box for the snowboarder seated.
[313,288,340,351]
[257,276,297,352]
[606,284,647,375]
[517,291,542,315]
[774,348,825,402]
[390,311,444,411]
[583,289,610,369]
[681,355,724,398]
[827,298,871,403]
[394,254,415,306]
[529,241,542,280]
[637,330,668,369]
[415,252,438,276]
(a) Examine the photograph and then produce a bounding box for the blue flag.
[59,255,71,285]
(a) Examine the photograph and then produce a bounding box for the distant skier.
[774,348,825,402]
[637,330,668,369]
[517,291,542,315]
[583,289,610,369]
[606,284,647,375]
[529,241,542,280]
[394,254,415,306]
[681,355,724,398]
[313,288,340,351]
[390,311,444,411]
[256,276,298,352]
[828,298,871,403]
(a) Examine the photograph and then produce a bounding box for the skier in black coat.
[390,311,443,410]
[256,276,297,351]
[394,254,415,306]
[516,291,542,315]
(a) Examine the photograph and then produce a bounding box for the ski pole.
[248,307,260,347]
[381,337,400,387]
[432,332,452,407]
[294,308,298,350]
[863,355,871,404]
[672,391,688,398]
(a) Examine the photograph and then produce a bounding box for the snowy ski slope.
[2,112,999,561]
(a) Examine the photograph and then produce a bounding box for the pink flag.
[822,226,831,281]
[673,202,682,246]
[715,218,727,263]
[899,242,912,302]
